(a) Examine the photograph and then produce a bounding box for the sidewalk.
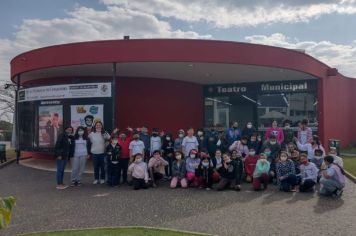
[19,158,94,174]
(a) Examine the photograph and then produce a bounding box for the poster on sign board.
[70,105,104,133]
[38,105,63,147]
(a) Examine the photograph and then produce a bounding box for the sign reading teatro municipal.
[205,80,316,95]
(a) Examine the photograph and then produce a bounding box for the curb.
[341,153,356,157]
[0,158,16,169]
[345,170,356,184]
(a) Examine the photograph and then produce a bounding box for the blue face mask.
[265,152,271,156]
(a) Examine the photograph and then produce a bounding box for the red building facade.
[10,39,356,157]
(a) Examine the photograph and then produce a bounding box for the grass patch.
[341,147,356,154]
[21,227,211,236]
[343,156,356,176]
[5,148,16,161]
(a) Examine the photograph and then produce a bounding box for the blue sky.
[1,0,356,84]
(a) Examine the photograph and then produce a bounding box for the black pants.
[299,179,316,192]
[132,177,148,190]
[164,155,173,177]
[107,162,120,186]
[118,158,129,183]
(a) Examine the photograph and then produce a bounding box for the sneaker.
[56,185,68,190]
[93,180,99,185]
[206,188,211,191]
[333,189,343,198]
[100,179,105,184]
[77,181,82,186]
[70,181,76,187]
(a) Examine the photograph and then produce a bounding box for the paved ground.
[1,163,356,236]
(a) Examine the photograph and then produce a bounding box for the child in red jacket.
[117,127,133,184]
[244,148,258,183]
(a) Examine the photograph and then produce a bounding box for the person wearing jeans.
[319,155,346,197]
[54,126,74,190]
[88,121,110,184]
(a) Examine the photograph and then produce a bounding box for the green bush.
[0,196,16,229]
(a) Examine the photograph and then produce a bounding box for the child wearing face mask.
[162,133,175,178]
[265,120,284,144]
[129,133,145,163]
[185,149,201,187]
[212,149,223,183]
[117,127,133,185]
[295,135,325,162]
[182,128,199,157]
[71,126,90,187]
[244,148,258,183]
[229,136,249,158]
[128,153,149,190]
[170,151,188,188]
[217,153,238,191]
[283,121,294,148]
[196,129,207,151]
[230,150,244,191]
[329,147,343,167]
[276,151,297,192]
[174,129,185,152]
[196,151,214,190]
[252,153,270,191]
[148,150,168,187]
[299,153,319,192]
[106,134,122,187]
[150,128,162,156]
[248,133,262,155]
[242,122,256,139]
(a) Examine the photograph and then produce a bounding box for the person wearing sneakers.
[88,121,111,185]
[54,126,74,190]
[319,155,346,197]
[70,126,90,187]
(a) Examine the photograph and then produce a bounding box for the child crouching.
[128,153,149,190]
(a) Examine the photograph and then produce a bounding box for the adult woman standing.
[54,126,75,190]
[70,126,90,186]
[88,121,110,184]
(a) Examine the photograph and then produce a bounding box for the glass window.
[257,93,318,131]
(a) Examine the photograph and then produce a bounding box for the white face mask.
[179,134,184,138]
[190,154,196,158]
[270,141,277,145]
[78,130,84,136]
[249,151,256,156]
[176,155,182,160]
[197,131,203,136]
[112,139,118,145]
[202,161,209,167]
[247,124,252,129]
[315,155,322,160]
[166,137,171,141]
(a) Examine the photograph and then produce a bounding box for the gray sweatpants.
[71,155,87,182]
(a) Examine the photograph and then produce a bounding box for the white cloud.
[101,0,356,28]
[0,5,211,84]
[245,33,356,77]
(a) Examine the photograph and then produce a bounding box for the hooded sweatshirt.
[253,159,270,178]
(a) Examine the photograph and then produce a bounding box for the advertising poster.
[70,105,104,133]
[38,105,63,148]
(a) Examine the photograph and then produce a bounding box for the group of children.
[54,119,346,197]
